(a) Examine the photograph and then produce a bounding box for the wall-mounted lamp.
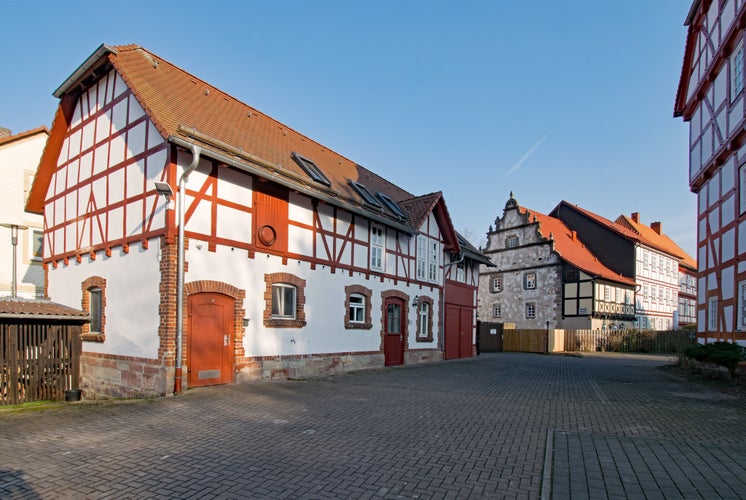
[412,295,420,308]
[154,181,174,198]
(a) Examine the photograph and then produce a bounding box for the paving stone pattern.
[1,353,745,499]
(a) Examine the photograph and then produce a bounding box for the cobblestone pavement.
[1,353,745,499]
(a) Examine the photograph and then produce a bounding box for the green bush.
[683,341,746,376]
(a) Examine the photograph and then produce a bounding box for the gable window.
[81,276,106,342]
[428,240,439,282]
[264,273,306,328]
[507,235,519,248]
[345,285,372,329]
[291,152,331,187]
[415,296,434,342]
[708,296,718,331]
[493,304,502,318]
[525,302,536,319]
[739,281,746,330]
[371,225,384,271]
[524,272,537,290]
[491,274,503,293]
[416,235,427,280]
[732,41,744,102]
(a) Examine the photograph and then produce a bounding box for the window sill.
[264,318,307,328]
[415,336,433,343]
[345,323,373,330]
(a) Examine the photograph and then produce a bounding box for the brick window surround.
[344,285,373,330]
[415,296,434,342]
[81,276,106,342]
[264,272,307,328]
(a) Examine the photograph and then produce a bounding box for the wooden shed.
[1,298,88,404]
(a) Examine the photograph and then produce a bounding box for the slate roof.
[519,206,636,286]
[0,297,89,321]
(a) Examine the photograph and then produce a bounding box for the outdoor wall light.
[412,296,420,307]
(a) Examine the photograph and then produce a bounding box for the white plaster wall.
[0,132,46,298]
[185,243,438,357]
[47,240,163,359]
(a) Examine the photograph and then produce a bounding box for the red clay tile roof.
[399,192,460,251]
[0,298,89,320]
[519,206,636,286]
[615,215,696,270]
[0,127,48,148]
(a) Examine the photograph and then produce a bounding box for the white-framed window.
[740,163,746,214]
[708,296,718,331]
[272,283,297,319]
[371,225,384,271]
[456,262,465,282]
[416,235,427,280]
[604,285,610,302]
[526,302,536,319]
[428,240,439,282]
[418,302,430,338]
[739,281,746,330]
[349,294,365,324]
[731,41,744,102]
[493,304,502,318]
[491,274,503,293]
[524,272,537,289]
[507,235,519,248]
[29,229,43,261]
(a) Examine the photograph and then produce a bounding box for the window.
[566,268,578,281]
[524,272,537,289]
[739,281,746,330]
[740,163,746,214]
[490,274,503,293]
[371,225,384,271]
[350,181,382,207]
[456,262,465,282]
[604,285,610,302]
[345,285,372,329]
[493,304,502,318]
[415,296,433,342]
[29,229,43,261]
[377,192,406,220]
[416,235,427,280]
[349,294,365,323]
[428,240,439,282]
[291,151,331,186]
[708,296,718,331]
[264,273,306,327]
[507,235,519,248]
[272,283,296,319]
[526,302,536,319]
[732,41,744,102]
[81,276,106,342]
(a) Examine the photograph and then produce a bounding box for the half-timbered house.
[478,194,636,331]
[25,44,487,398]
[675,0,746,344]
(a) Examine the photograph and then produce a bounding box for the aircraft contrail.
[504,129,553,178]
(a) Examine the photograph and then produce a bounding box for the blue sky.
[1,0,695,255]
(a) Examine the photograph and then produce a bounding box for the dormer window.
[349,181,382,208]
[377,192,406,220]
[291,152,332,187]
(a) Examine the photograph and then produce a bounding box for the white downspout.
[174,144,201,394]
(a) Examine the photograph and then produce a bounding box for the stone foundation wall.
[80,352,170,399]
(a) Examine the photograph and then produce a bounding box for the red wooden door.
[187,293,234,387]
[384,298,404,366]
[444,304,460,360]
[253,180,288,254]
[459,307,473,358]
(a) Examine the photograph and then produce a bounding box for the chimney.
[0,127,11,139]
[631,212,640,223]
[651,221,662,235]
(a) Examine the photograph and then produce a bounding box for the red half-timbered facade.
[675,0,746,343]
[26,44,489,398]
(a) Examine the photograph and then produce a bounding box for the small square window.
[526,302,536,319]
[507,236,519,248]
[272,283,297,319]
[524,272,536,289]
[29,229,43,261]
[491,274,503,293]
[493,304,502,318]
[349,294,365,323]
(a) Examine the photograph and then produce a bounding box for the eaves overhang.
[53,44,117,98]
[168,132,416,235]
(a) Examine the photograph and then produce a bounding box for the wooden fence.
[562,329,695,354]
[503,329,548,353]
[1,322,82,405]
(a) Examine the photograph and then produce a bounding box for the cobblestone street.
[2,353,745,499]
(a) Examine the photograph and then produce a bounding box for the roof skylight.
[377,192,406,220]
[291,152,332,187]
[349,181,382,208]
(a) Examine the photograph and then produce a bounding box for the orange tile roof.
[399,192,459,251]
[0,127,48,147]
[518,206,636,286]
[0,297,88,320]
[615,215,696,270]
